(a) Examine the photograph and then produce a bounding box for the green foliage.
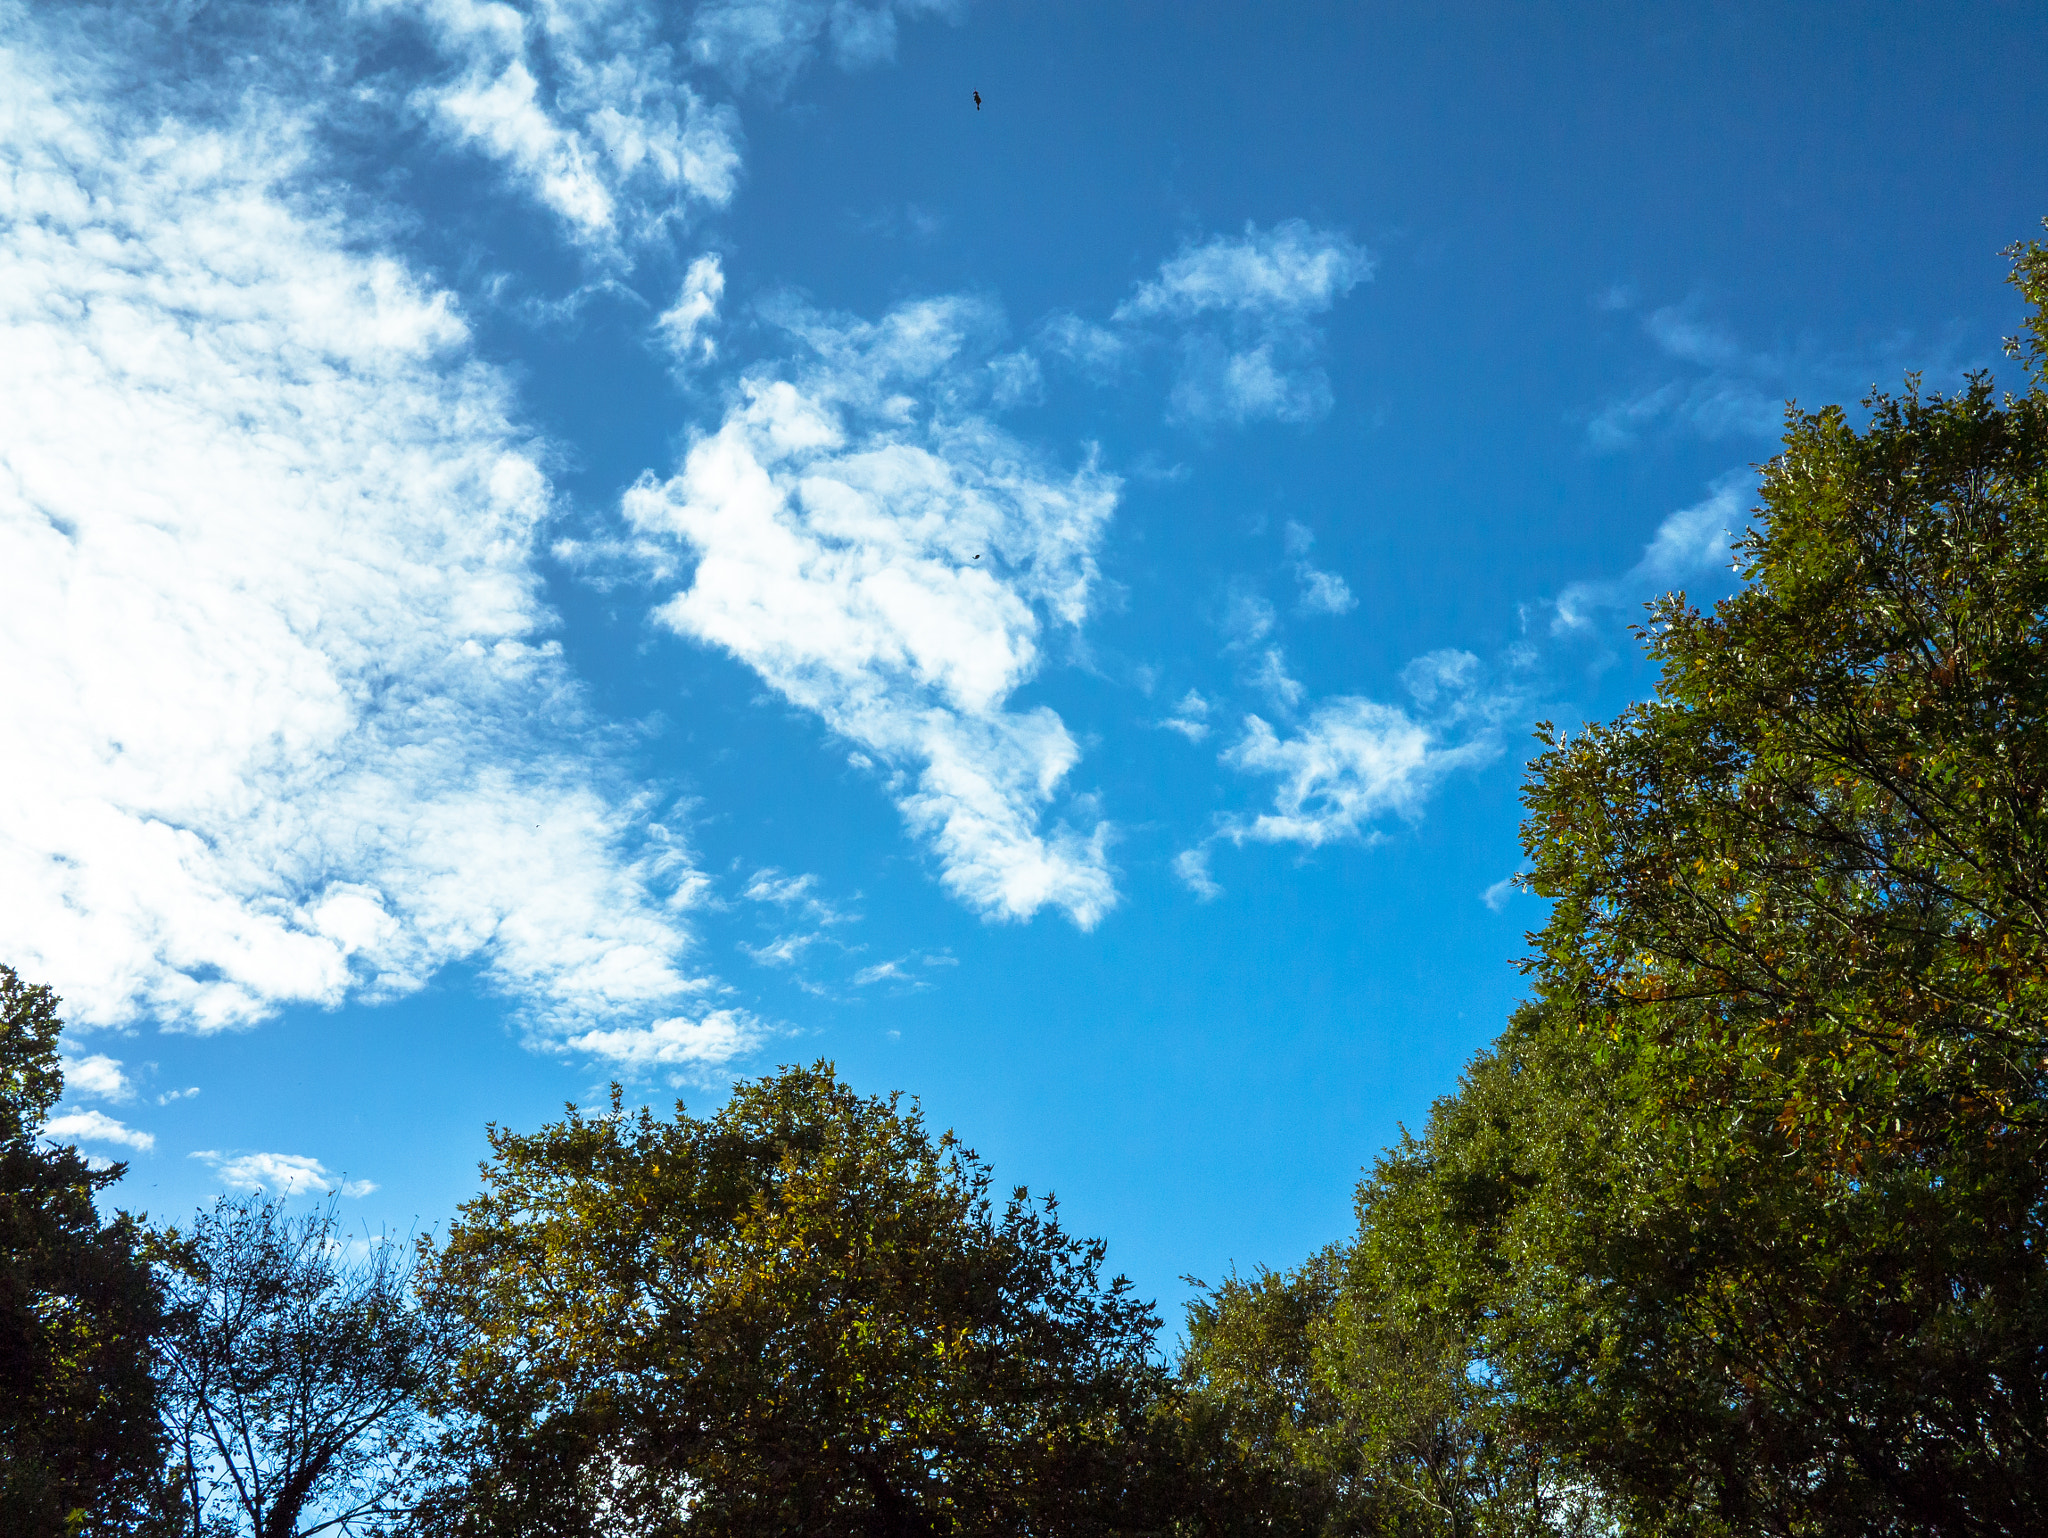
[0,966,170,1538]
[1179,1044,1609,1538]
[416,1063,1177,1538]
[1180,231,2048,1536]
[1505,231,2048,1531]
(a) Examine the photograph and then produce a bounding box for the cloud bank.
[0,23,716,1042]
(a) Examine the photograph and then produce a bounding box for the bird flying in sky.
[973,91,982,109]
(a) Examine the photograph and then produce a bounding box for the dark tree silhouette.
[158,1194,438,1538]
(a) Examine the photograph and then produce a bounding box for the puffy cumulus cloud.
[1116,220,1372,427]
[1176,648,1508,894]
[1220,698,1470,848]
[0,33,708,1036]
[560,1009,762,1074]
[60,1054,134,1103]
[193,1150,375,1198]
[395,0,743,253]
[690,0,965,94]
[45,1109,155,1153]
[626,295,1120,928]
[1553,472,1752,632]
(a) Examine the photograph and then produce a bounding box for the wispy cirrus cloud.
[690,0,965,93]
[625,294,1121,928]
[0,18,713,1041]
[1552,472,1753,631]
[1283,521,1357,615]
[659,252,728,365]
[1114,220,1372,426]
[398,0,743,256]
[1585,295,1970,453]
[1177,649,1510,896]
[1156,690,1213,743]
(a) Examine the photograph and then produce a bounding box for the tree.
[415,1063,1176,1538]
[0,965,169,1538]
[1499,229,2048,1531]
[157,1194,438,1538]
[1179,1153,1604,1538]
[1176,229,2048,1536]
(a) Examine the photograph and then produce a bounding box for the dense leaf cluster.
[0,966,167,1538]
[1177,231,2048,1537]
[414,1067,1176,1538]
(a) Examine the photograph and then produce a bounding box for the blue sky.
[9,0,2045,1318]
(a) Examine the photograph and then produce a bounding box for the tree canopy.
[0,967,168,1538]
[1179,229,2048,1536]
[415,1064,1175,1538]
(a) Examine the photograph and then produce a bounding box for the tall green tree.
[415,1063,1176,1538]
[0,965,169,1537]
[1500,229,2048,1532]
[1180,229,2048,1537]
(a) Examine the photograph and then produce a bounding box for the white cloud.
[399,0,743,254]
[1167,336,1334,426]
[1288,522,1355,615]
[689,0,964,93]
[1399,648,1485,711]
[1643,303,1743,368]
[192,1149,374,1197]
[742,867,855,925]
[739,931,819,966]
[1296,566,1356,616]
[1583,298,1963,452]
[1588,376,1779,450]
[1115,221,1371,427]
[1219,698,1488,849]
[987,350,1044,409]
[1220,585,1278,647]
[1037,312,1130,379]
[561,1010,762,1071]
[1481,872,1521,910]
[1248,648,1307,710]
[1553,473,1752,631]
[1188,653,1507,882]
[657,252,726,364]
[625,296,1120,928]
[45,1109,155,1153]
[1119,221,1373,322]
[60,1054,133,1103]
[1172,846,1222,901]
[0,30,709,1036]
[851,957,918,987]
[1157,689,1212,742]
